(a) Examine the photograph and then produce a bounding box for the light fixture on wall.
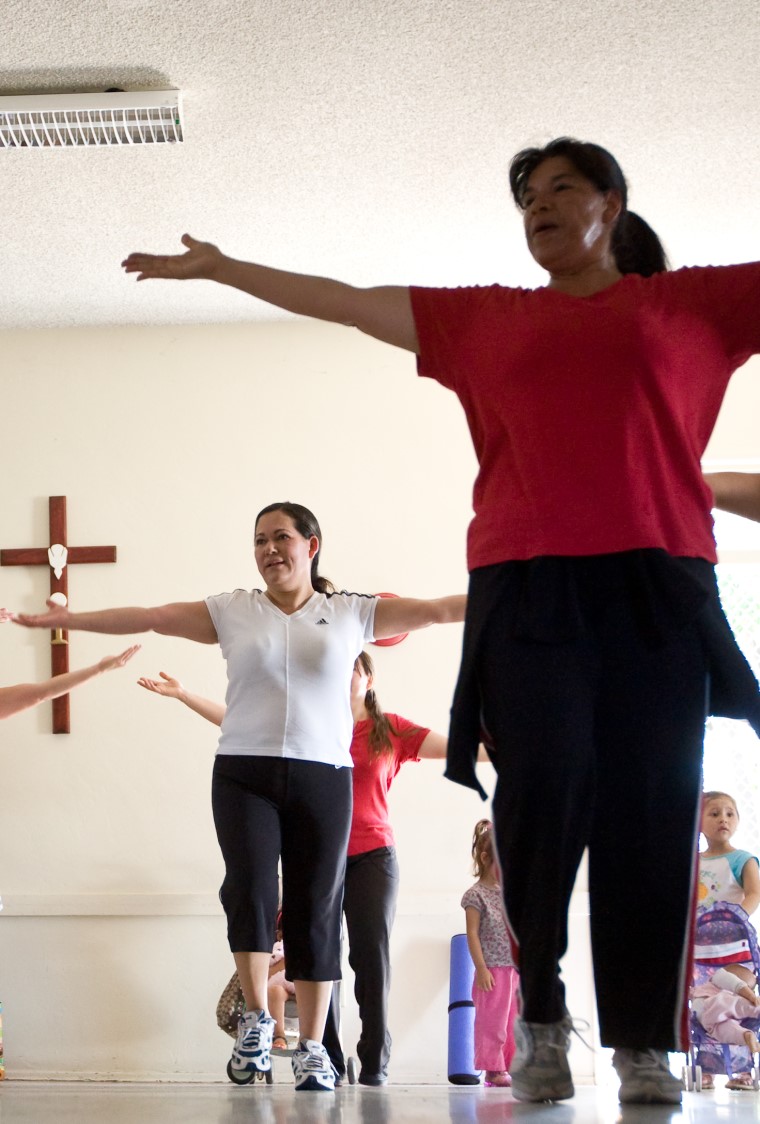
[0,90,183,148]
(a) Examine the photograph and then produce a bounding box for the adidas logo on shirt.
[315,618,329,625]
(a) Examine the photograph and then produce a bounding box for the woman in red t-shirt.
[123,141,760,1106]
[137,649,450,1086]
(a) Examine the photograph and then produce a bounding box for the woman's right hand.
[137,671,185,700]
[13,600,70,629]
[122,234,224,282]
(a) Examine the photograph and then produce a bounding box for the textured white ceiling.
[2,0,759,330]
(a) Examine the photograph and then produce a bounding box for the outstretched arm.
[418,731,490,762]
[137,671,226,727]
[0,645,140,720]
[12,600,217,645]
[705,472,760,524]
[373,594,466,640]
[418,731,449,759]
[122,235,419,353]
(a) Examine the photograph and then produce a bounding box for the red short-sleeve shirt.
[348,714,430,857]
[411,264,760,570]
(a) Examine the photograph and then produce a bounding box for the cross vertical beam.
[1,497,117,733]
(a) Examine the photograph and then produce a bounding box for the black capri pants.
[211,755,353,981]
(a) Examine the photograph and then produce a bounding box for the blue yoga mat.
[448,932,481,1085]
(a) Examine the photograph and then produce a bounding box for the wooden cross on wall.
[1,496,117,734]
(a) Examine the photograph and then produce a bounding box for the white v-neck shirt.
[205,588,377,767]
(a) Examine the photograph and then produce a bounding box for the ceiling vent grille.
[0,91,183,148]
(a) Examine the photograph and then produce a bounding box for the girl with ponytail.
[320,648,450,1085]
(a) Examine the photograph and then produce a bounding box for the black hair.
[509,136,668,278]
[254,501,334,594]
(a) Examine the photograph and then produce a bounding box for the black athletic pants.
[211,755,352,980]
[322,845,400,1077]
[476,556,707,1050]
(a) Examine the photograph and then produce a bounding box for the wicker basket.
[216,971,246,1038]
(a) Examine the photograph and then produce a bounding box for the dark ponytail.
[355,649,416,758]
[509,136,668,277]
[254,501,334,594]
[611,210,667,278]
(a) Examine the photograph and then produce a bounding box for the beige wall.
[0,320,758,1081]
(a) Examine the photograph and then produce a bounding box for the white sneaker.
[230,1009,275,1074]
[613,1048,683,1105]
[511,1015,574,1102]
[292,1038,337,1091]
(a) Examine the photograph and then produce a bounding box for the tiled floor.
[0,1081,758,1123]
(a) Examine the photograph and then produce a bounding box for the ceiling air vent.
[0,90,183,148]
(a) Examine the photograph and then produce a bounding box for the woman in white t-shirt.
[12,500,464,1093]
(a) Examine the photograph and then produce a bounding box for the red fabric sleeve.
[387,713,431,771]
[410,284,504,393]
